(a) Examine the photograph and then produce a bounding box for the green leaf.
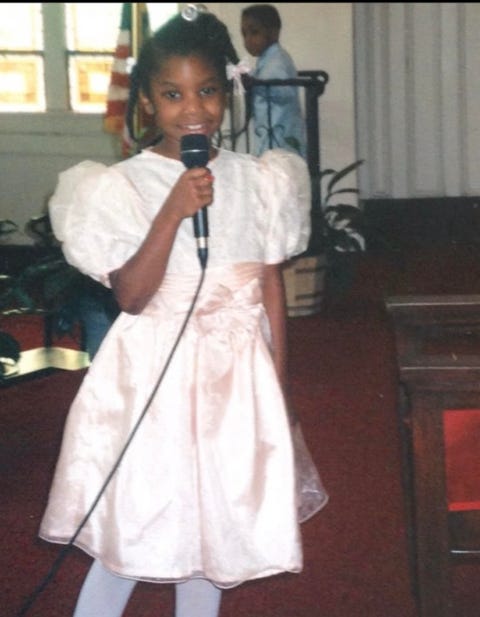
[0,219,18,236]
[0,331,21,362]
[11,287,36,311]
[319,168,336,181]
[326,160,364,195]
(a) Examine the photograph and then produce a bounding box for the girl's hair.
[242,4,282,31]
[126,9,239,148]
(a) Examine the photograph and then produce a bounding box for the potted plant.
[283,159,365,316]
[319,160,365,252]
[319,160,366,298]
[0,219,21,379]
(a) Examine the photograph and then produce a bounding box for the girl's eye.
[163,90,180,100]
[200,86,218,97]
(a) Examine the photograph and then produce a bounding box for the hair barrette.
[181,3,208,22]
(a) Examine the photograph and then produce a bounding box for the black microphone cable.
[14,264,207,617]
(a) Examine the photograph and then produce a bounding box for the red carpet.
[2,248,480,616]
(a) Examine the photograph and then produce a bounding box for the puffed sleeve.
[259,149,311,263]
[48,160,146,286]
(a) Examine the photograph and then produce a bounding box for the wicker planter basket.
[282,254,327,317]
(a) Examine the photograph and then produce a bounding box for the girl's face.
[141,54,226,160]
[241,16,276,58]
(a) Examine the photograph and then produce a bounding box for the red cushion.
[444,409,480,512]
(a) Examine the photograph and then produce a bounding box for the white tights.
[73,560,222,617]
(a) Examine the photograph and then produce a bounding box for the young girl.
[39,6,327,617]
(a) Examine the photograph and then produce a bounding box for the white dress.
[39,147,328,588]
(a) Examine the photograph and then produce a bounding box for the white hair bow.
[226,59,252,95]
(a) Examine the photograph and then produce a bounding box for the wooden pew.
[386,295,480,617]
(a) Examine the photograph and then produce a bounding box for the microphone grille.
[180,134,209,169]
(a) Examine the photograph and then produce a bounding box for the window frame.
[1,3,179,136]
[42,3,69,113]
[1,3,116,136]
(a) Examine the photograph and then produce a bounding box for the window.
[0,3,44,111]
[0,2,178,114]
[66,2,123,112]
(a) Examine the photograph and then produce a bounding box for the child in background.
[39,5,327,617]
[241,3,307,158]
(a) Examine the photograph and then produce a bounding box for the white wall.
[0,3,355,243]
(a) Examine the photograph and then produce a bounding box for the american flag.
[103,2,151,157]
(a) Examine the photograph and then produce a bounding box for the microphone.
[180,134,210,269]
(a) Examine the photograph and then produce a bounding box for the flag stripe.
[109,73,130,90]
[103,2,152,158]
[111,43,131,60]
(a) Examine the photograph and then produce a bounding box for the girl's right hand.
[109,166,214,314]
[162,167,214,222]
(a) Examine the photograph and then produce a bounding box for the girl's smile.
[141,55,227,161]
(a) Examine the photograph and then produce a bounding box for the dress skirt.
[39,262,327,588]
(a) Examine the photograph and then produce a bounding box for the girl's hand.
[162,167,214,222]
[109,166,214,314]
